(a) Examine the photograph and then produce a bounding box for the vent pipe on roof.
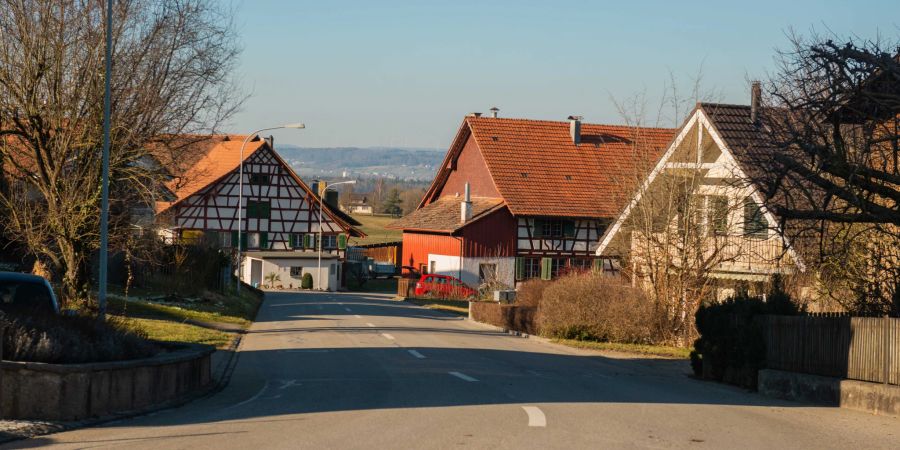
[467,112,482,118]
[461,182,473,224]
[568,115,583,145]
[750,81,761,125]
[490,107,499,118]
[264,135,274,148]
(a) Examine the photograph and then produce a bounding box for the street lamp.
[236,123,305,293]
[316,179,356,291]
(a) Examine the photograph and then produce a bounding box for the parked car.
[414,274,477,300]
[0,272,60,315]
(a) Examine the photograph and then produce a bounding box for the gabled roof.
[389,196,506,233]
[153,134,364,236]
[422,116,676,219]
[152,135,266,213]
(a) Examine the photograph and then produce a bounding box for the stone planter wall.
[1,344,214,421]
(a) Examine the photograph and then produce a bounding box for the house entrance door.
[250,259,263,287]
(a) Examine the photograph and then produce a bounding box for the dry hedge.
[537,273,657,344]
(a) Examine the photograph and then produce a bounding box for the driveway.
[8,291,897,449]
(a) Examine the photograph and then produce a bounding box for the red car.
[414,274,477,299]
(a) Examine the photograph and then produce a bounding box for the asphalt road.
[8,291,898,449]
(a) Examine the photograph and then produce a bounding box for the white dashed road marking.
[354,315,362,318]
[366,323,376,328]
[448,371,478,382]
[522,406,546,427]
[408,350,425,359]
[381,333,395,340]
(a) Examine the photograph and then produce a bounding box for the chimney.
[460,182,473,224]
[264,135,274,148]
[489,107,499,118]
[750,81,761,125]
[467,112,482,118]
[568,115,583,145]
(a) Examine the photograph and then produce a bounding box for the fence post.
[885,315,890,386]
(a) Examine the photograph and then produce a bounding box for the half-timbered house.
[390,114,675,289]
[154,134,363,290]
[596,86,804,300]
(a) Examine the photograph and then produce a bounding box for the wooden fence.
[762,315,900,385]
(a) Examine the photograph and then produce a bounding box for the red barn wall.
[400,232,461,271]
[460,207,517,257]
[436,135,499,201]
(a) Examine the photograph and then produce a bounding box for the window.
[534,219,576,238]
[479,264,497,284]
[291,233,304,249]
[569,258,592,271]
[290,267,303,278]
[247,232,261,249]
[524,258,541,279]
[708,195,729,236]
[743,198,768,238]
[246,200,271,219]
[249,173,270,185]
[220,231,232,248]
[322,235,338,249]
[551,258,568,278]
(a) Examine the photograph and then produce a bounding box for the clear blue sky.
[232,0,898,148]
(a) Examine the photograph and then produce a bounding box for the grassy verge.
[405,297,469,316]
[106,284,263,349]
[551,338,691,359]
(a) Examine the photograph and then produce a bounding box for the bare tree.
[751,33,900,314]
[0,0,243,305]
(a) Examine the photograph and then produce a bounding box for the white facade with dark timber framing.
[596,99,804,299]
[155,135,363,290]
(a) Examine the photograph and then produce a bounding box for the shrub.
[538,273,657,344]
[1,312,160,364]
[691,278,803,388]
[301,273,314,290]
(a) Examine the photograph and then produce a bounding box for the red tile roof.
[153,135,265,214]
[388,196,506,233]
[426,116,676,219]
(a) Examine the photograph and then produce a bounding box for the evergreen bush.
[301,273,314,290]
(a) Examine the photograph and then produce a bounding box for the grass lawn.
[551,338,691,359]
[349,214,402,246]
[106,284,263,349]
[405,297,469,316]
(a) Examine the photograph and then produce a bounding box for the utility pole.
[98,0,113,320]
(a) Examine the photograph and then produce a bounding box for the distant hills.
[275,145,445,181]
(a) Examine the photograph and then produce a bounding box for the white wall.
[242,256,340,291]
[426,253,515,289]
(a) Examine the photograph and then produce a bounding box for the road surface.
[8,291,898,449]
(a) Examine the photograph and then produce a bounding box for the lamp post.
[316,179,356,291]
[98,0,113,320]
[235,123,305,294]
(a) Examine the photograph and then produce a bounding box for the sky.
[231,0,899,149]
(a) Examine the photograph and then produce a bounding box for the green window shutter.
[592,258,603,273]
[533,219,544,237]
[246,201,256,219]
[304,234,313,249]
[260,232,268,249]
[261,202,271,219]
[231,231,239,247]
[337,234,347,250]
[541,257,552,280]
[240,232,248,249]
[515,257,525,281]
[563,220,576,238]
